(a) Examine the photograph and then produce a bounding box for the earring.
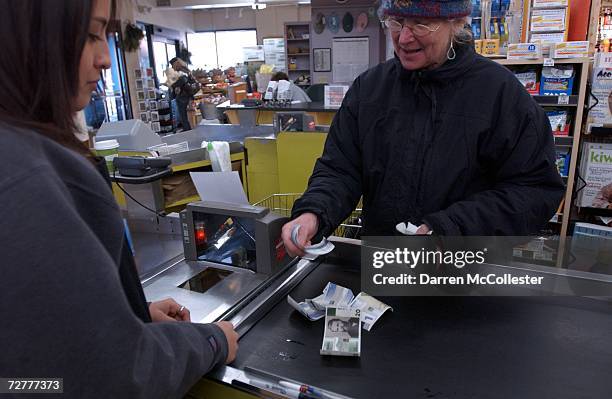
[447,41,456,60]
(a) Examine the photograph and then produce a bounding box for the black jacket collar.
[395,43,477,85]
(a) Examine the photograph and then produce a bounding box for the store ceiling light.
[252,0,267,9]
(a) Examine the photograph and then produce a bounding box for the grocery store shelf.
[494,57,590,65]
[554,135,574,146]
[533,95,579,107]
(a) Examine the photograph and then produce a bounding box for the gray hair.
[450,17,473,45]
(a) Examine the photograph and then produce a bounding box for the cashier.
[0,0,238,397]
[270,71,312,103]
[282,0,564,255]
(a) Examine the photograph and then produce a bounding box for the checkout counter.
[136,200,612,399]
[95,120,612,397]
[95,120,273,280]
[220,102,339,127]
[97,120,275,215]
[95,119,612,399]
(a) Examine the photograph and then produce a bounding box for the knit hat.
[379,0,472,19]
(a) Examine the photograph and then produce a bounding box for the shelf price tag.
[544,58,555,66]
[557,95,570,105]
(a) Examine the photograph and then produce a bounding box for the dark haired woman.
[0,1,238,397]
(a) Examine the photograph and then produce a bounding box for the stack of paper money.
[320,307,361,357]
[287,282,392,331]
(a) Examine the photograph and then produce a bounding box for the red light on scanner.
[196,229,206,243]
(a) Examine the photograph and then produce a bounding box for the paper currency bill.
[395,222,433,235]
[320,307,361,357]
[350,292,393,331]
[288,283,392,330]
[287,295,325,321]
[310,282,354,311]
[290,224,335,258]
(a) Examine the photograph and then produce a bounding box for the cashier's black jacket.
[0,124,228,398]
[292,44,565,236]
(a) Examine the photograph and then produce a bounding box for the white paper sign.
[263,38,286,72]
[332,37,369,83]
[557,95,569,105]
[189,171,249,205]
[242,45,265,62]
[264,81,278,100]
[276,80,291,100]
[324,85,349,108]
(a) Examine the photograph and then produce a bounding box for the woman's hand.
[415,224,432,235]
[281,213,319,257]
[149,298,191,322]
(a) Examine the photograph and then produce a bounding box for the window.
[152,41,168,83]
[215,30,257,69]
[187,32,218,70]
[187,30,257,70]
[84,32,130,128]
[152,40,178,85]
[166,44,176,63]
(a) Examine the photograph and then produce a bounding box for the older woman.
[282,0,564,254]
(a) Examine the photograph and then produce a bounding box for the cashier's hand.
[149,298,191,322]
[281,212,319,257]
[215,321,239,363]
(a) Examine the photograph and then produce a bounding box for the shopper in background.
[283,0,564,254]
[0,1,238,397]
[170,56,199,131]
[271,71,312,103]
[225,66,243,83]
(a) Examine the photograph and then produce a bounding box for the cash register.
[180,201,290,275]
[141,200,292,323]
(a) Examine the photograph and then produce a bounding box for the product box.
[324,85,349,108]
[540,66,574,95]
[555,150,570,177]
[507,43,542,59]
[474,39,483,54]
[595,52,612,68]
[578,142,612,209]
[574,222,612,237]
[532,0,569,8]
[481,39,500,55]
[530,32,566,56]
[547,109,570,135]
[588,67,612,129]
[551,41,589,59]
[515,69,540,94]
[530,8,567,32]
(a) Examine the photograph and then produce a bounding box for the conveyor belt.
[233,258,612,398]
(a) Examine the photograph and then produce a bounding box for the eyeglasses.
[383,18,441,36]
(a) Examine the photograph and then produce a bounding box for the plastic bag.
[202,140,231,172]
